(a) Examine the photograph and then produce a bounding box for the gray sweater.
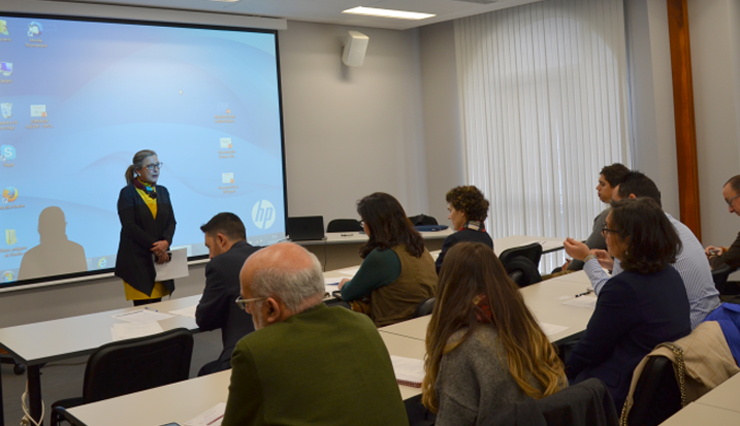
[434,326,545,426]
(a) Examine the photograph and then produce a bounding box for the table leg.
[27,365,43,426]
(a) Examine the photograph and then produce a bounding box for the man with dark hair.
[564,163,629,271]
[565,171,720,329]
[195,212,260,375]
[705,175,740,272]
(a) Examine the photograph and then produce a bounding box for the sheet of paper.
[112,308,174,324]
[390,355,425,386]
[335,266,360,277]
[185,402,226,426]
[170,305,197,319]
[539,323,569,337]
[563,295,597,309]
[324,277,340,286]
[154,247,190,281]
[111,321,164,341]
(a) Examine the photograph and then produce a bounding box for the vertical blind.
[454,0,631,270]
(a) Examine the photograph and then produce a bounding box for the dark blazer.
[196,241,260,370]
[435,229,494,273]
[565,266,691,411]
[114,183,176,296]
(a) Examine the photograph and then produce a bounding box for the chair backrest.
[712,263,732,294]
[499,242,543,267]
[82,328,193,403]
[626,355,681,426]
[504,257,542,288]
[327,219,363,233]
[413,297,435,317]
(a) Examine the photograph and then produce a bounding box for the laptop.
[287,216,325,241]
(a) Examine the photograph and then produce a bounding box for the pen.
[144,307,159,312]
[574,289,593,298]
[207,414,224,425]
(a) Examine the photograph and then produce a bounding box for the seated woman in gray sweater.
[422,242,567,425]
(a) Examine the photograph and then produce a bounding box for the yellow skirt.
[123,281,170,301]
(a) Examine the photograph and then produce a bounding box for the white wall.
[280,21,430,221]
[624,0,680,218]
[687,0,740,248]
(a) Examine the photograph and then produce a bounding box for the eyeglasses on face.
[144,162,163,171]
[235,295,267,311]
[726,193,740,207]
[601,224,618,237]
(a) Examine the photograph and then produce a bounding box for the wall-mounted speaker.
[342,31,369,67]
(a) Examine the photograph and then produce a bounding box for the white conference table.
[659,371,740,425]
[64,332,426,426]
[379,270,594,344]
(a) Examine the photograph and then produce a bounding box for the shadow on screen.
[17,206,88,281]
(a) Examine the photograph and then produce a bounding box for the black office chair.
[712,263,732,295]
[623,355,681,426]
[51,328,194,426]
[505,257,542,288]
[479,378,618,426]
[327,219,363,233]
[408,214,438,226]
[413,297,435,317]
[499,242,543,268]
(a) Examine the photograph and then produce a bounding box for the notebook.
[287,216,325,241]
[390,355,425,388]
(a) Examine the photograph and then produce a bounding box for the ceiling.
[52,0,545,30]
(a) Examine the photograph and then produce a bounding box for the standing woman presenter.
[115,149,176,306]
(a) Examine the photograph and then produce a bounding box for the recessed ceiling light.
[342,6,436,20]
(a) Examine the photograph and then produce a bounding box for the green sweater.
[340,248,402,301]
[222,303,409,426]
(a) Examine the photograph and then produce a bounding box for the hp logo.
[252,200,276,230]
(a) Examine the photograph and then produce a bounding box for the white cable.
[20,379,44,426]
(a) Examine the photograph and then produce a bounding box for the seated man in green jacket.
[222,242,409,426]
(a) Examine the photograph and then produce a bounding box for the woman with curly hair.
[436,185,493,272]
[339,192,437,326]
[422,242,566,425]
[564,198,691,410]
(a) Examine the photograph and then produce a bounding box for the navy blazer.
[114,183,176,296]
[565,266,691,410]
[435,229,494,273]
[196,241,260,369]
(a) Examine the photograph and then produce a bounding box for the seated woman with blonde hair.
[422,242,566,425]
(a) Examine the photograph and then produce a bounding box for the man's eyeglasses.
[601,224,618,237]
[235,295,267,311]
[144,162,163,171]
[726,193,740,207]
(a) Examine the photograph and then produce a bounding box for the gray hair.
[125,149,157,184]
[250,250,325,312]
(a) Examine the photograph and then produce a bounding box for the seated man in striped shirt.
[564,171,720,329]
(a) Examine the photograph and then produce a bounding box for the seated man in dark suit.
[222,242,408,426]
[195,212,260,375]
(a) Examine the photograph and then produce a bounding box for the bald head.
[240,243,325,321]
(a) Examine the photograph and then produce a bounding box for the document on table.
[170,305,197,319]
[112,309,174,324]
[390,355,425,388]
[563,295,597,309]
[185,402,226,426]
[335,266,360,277]
[154,247,189,281]
[539,323,569,337]
[111,321,163,341]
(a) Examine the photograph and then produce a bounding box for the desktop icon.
[217,103,229,115]
[30,105,46,118]
[97,257,108,269]
[28,21,42,37]
[5,229,16,246]
[222,172,234,184]
[3,271,14,282]
[220,138,232,149]
[1,103,11,119]
[2,187,18,203]
[0,63,11,77]
[1,145,16,161]
[0,20,8,36]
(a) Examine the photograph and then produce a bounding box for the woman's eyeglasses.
[144,162,163,171]
[601,224,618,237]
